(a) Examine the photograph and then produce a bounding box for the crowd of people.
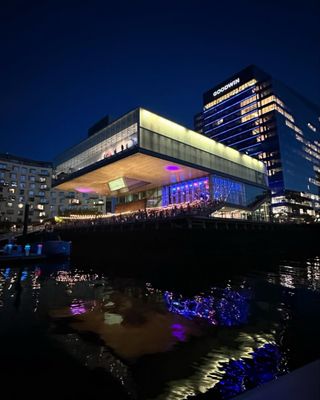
[57,198,225,229]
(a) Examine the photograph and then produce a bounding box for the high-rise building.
[0,154,52,226]
[195,65,320,221]
[0,153,106,228]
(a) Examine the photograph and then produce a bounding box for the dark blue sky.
[1,0,319,161]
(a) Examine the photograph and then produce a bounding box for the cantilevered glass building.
[194,65,320,221]
[53,108,269,219]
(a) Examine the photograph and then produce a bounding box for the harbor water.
[0,255,319,399]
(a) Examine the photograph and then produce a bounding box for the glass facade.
[162,176,210,205]
[54,109,139,174]
[54,108,269,219]
[195,65,320,221]
[162,174,267,210]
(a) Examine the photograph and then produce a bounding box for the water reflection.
[266,256,320,291]
[211,343,287,399]
[0,257,319,399]
[163,287,249,327]
[58,294,202,359]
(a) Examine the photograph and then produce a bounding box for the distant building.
[194,65,320,221]
[0,153,105,227]
[53,107,269,220]
[0,153,52,225]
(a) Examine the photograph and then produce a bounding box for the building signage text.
[213,78,240,97]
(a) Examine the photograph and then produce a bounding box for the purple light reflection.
[165,165,180,172]
[75,187,93,193]
[171,323,186,341]
[70,300,87,315]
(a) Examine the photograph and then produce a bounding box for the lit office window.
[241,111,259,123]
[240,104,257,115]
[286,120,303,135]
[240,95,257,107]
[307,123,317,132]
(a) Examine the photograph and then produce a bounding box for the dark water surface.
[0,256,319,399]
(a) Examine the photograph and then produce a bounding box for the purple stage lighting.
[165,165,180,171]
[75,187,93,193]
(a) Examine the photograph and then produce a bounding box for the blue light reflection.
[164,287,249,327]
[216,343,287,399]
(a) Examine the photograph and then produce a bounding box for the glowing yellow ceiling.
[55,152,208,196]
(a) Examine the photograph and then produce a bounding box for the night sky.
[1,0,319,162]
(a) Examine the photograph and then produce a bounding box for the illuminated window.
[286,120,303,135]
[261,104,276,114]
[260,95,275,107]
[240,104,257,115]
[240,95,257,107]
[307,122,317,132]
[241,111,259,123]
[216,118,224,126]
[275,106,294,122]
[309,178,320,187]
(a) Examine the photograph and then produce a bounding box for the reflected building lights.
[171,324,187,342]
[70,299,87,315]
[163,332,279,400]
[164,287,249,327]
[267,258,320,291]
[0,258,318,400]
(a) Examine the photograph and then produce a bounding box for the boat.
[0,234,71,264]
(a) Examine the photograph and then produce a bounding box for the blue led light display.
[212,176,246,205]
[162,176,210,206]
